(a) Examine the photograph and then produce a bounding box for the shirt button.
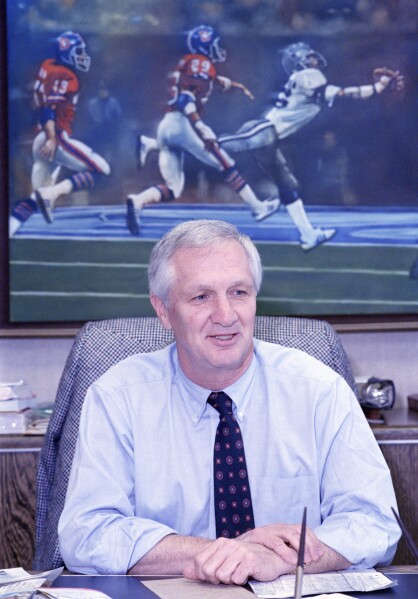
[238,411,243,419]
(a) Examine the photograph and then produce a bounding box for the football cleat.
[135,134,157,169]
[252,197,280,222]
[33,190,54,224]
[126,197,140,235]
[300,227,336,251]
[11,198,38,223]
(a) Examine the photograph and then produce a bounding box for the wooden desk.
[0,434,43,568]
[49,570,418,599]
[0,408,417,568]
[370,408,418,565]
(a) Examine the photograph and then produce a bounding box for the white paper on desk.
[0,567,63,597]
[310,595,353,599]
[0,577,46,597]
[248,568,396,598]
[39,589,113,599]
[142,577,254,599]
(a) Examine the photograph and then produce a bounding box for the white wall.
[339,329,418,406]
[0,329,417,407]
[0,337,74,405]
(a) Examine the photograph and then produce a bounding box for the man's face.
[151,240,257,389]
[305,54,320,69]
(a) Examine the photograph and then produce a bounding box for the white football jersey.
[265,68,341,139]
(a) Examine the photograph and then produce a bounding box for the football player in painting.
[126,25,280,235]
[9,31,110,236]
[218,42,405,250]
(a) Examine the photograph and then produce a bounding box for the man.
[86,80,122,161]
[125,25,279,235]
[9,31,110,236]
[218,42,404,250]
[59,219,399,583]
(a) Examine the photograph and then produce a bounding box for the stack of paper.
[25,408,53,435]
[249,568,396,598]
[34,590,112,598]
[0,567,63,597]
[0,380,51,435]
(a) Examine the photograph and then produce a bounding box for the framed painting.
[2,0,418,329]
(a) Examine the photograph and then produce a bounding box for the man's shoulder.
[39,59,80,94]
[255,338,339,382]
[292,67,327,89]
[94,343,175,392]
[41,59,77,79]
[179,53,217,74]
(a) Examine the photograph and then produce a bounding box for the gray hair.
[148,220,263,304]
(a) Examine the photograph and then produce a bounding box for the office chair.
[33,315,356,570]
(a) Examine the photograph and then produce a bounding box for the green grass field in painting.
[9,237,418,323]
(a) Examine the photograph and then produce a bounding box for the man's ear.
[150,294,173,330]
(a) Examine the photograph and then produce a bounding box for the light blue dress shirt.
[58,340,400,574]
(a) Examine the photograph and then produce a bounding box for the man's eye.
[234,289,247,296]
[193,294,207,301]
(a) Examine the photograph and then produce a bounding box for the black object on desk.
[345,573,418,598]
[391,507,418,564]
[294,506,307,599]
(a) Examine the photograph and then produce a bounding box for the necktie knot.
[208,391,234,417]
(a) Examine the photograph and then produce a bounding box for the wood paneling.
[372,408,418,565]
[0,437,42,569]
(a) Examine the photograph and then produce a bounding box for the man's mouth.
[210,333,237,341]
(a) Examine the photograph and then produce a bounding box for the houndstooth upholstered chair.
[33,315,356,570]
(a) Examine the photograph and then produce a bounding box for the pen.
[294,506,307,599]
[391,507,418,564]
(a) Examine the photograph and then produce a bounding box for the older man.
[59,219,399,584]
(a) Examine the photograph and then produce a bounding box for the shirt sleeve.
[58,383,177,574]
[313,376,400,567]
[324,83,342,106]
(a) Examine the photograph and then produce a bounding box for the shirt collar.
[223,354,256,422]
[174,350,212,426]
[173,344,257,426]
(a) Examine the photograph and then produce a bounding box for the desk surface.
[50,572,418,599]
[52,575,159,598]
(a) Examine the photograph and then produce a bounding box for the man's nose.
[212,296,238,325]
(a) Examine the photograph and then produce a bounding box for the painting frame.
[2,0,418,332]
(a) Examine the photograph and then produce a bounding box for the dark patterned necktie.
[207,391,255,538]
